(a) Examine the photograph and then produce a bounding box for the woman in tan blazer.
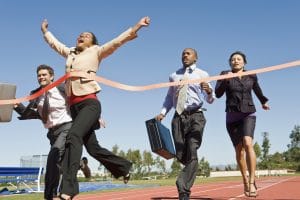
[41,16,150,200]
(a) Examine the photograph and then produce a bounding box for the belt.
[181,107,207,115]
[49,121,72,132]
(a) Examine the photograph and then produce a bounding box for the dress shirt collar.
[183,63,196,73]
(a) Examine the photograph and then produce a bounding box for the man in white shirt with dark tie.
[15,64,72,200]
[15,64,133,200]
[156,48,215,200]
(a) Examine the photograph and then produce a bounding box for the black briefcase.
[145,118,176,159]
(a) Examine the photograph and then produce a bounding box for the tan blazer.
[44,29,137,96]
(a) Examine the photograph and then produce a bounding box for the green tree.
[170,159,182,177]
[126,149,143,177]
[254,142,262,169]
[143,150,154,174]
[288,125,300,148]
[261,132,270,160]
[225,164,232,171]
[155,156,166,174]
[119,150,126,158]
[112,144,119,155]
[284,125,300,171]
[131,150,143,176]
[126,149,134,169]
[259,132,271,169]
[253,142,261,160]
[198,157,210,177]
[268,152,285,169]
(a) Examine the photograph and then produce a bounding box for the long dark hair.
[87,32,98,45]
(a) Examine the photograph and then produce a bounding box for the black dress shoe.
[179,193,190,200]
[123,173,130,184]
[59,193,72,200]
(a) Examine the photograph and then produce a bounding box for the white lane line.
[228,177,296,200]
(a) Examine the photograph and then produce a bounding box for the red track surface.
[74,176,300,200]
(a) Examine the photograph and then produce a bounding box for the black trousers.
[172,111,206,197]
[60,98,131,197]
[44,122,72,200]
[83,132,132,178]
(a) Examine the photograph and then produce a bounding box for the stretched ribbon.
[71,60,300,90]
[0,74,69,105]
[1,60,300,105]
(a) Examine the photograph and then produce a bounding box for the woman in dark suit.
[215,51,270,197]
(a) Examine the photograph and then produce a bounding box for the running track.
[74,176,300,200]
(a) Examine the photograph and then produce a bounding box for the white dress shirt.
[37,87,72,129]
[161,64,215,115]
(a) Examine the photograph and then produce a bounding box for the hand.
[139,16,150,27]
[99,118,106,128]
[200,82,212,94]
[155,114,165,121]
[132,16,150,33]
[41,19,48,34]
[13,103,20,108]
[262,103,270,110]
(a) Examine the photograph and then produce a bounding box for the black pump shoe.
[123,173,130,184]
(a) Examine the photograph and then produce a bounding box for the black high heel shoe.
[249,182,258,197]
[123,173,130,184]
[243,182,250,197]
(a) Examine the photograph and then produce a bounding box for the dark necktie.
[41,93,49,124]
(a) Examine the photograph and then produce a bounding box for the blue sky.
[1,1,300,170]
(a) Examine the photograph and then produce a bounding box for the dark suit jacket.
[215,70,268,113]
[14,84,66,120]
[14,87,42,120]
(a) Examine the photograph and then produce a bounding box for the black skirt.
[226,114,256,147]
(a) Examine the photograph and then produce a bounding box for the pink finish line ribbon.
[71,60,300,90]
[1,60,300,105]
[0,74,69,105]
